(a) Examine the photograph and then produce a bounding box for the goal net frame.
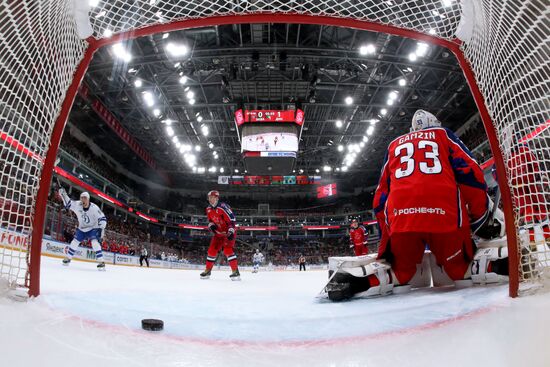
[1,1,548,298]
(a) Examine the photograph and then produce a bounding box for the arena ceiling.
[68,22,478,191]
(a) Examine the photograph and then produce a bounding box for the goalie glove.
[227,228,235,241]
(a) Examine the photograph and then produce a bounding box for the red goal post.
[0,1,547,297]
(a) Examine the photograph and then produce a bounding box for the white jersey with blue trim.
[253,252,264,263]
[66,200,107,231]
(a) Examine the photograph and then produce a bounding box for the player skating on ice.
[200,190,241,280]
[58,188,107,270]
[349,219,369,256]
[325,110,507,301]
[252,249,264,273]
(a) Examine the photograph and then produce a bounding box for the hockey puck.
[141,319,164,331]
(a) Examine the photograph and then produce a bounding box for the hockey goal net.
[0,1,548,297]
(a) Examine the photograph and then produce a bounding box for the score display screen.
[235,109,304,126]
[317,183,337,198]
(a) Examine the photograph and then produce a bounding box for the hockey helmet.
[80,192,90,199]
[207,190,220,199]
[411,109,441,131]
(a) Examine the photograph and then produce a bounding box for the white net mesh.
[0,0,548,292]
[0,1,87,288]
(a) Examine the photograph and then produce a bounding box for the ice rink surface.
[1,256,549,367]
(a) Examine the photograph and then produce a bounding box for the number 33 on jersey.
[373,127,487,234]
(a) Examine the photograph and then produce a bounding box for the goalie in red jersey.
[200,190,241,281]
[324,110,508,301]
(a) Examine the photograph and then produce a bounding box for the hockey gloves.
[208,223,218,233]
[227,229,235,241]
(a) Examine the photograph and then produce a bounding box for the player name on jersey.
[397,131,436,144]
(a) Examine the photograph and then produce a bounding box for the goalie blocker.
[324,237,509,302]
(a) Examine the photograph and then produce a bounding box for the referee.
[140,246,150,267]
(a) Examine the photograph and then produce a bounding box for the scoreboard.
[235,109,304,126]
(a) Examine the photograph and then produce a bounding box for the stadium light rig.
[112,43,132,62]
[165,42,188,57]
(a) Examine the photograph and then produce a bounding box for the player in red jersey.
[323,111,510,301]
[200,190,241,280]
[508,142,549,241]
[349,219,369,256]
[372,110,497,286]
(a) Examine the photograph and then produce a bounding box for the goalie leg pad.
[326,260,394,300]
[470,243,509,284]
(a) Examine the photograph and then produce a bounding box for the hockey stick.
[316,260,345,298]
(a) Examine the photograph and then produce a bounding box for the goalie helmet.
[411,109,441,132]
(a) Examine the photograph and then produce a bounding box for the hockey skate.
[62,258,71,266]
[97,262,106,271]
[230,269,241,281]
[200,268,211,279]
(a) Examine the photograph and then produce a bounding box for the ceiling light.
[235,169,239,173]
[186,90,194,99]
[335,120,343,128]
[165,126,174,136]
[111,43,132,62]
[103,29,113,38]
[163,33,169,39]
[416,43,429,57]
[198,167,206,174]
[142,91,154,107]
[189,98,196,105]
[359,44,376,56]
[134,79,142,88]
[345,96,353,105]
[389,91,398,100]
[323,166,332,172]
[214,155,219,160]
[342,166,349,172]
[387,99,394,106]
[153,108,160,117]
[299,169,304,174]
[197,115,203,123]
[380,108,388,116]
[192,167,197,173]
[195,145,201,152]
[398,78,407,86]
[201,126,209,136]
[408,52,417,62]
[165,42,188,57]
[172,136,178,143]
[359,142,365,148]
[220,168,225,173]
[208,143,214,149]
[369,119,379,124]
[163,119,172,125]
[315,169,320,173]
[179,76,187,84]
[367,126,375,135]
[363,136,369,142]
[337,145,344,152]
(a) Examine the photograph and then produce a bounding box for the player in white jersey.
[252,249,264,273]
[59,188,107,270]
